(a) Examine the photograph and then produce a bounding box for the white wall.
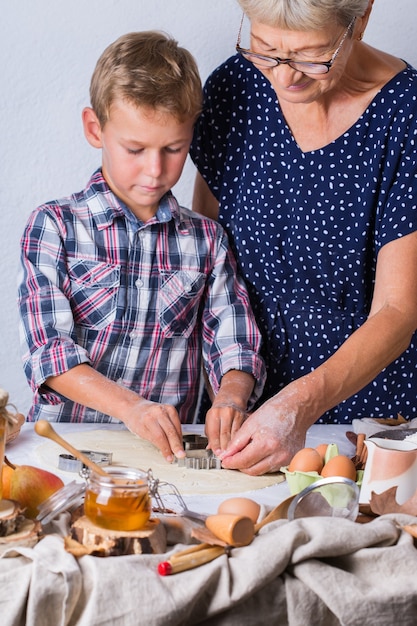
[1,0,416,415]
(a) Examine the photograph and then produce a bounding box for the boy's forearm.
[212,370,255,412]
[45,363,185,461]
[44,363,142,422]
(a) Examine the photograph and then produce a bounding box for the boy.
[18,31,265,462]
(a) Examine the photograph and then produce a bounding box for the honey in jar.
[0,389,11,501]
[84,466,151,531]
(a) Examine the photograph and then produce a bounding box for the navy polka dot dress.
[190,55,417,423]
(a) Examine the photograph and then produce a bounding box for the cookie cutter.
[58,449,113,473]
[174,434,221,470]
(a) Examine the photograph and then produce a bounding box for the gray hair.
[237,0,370,29]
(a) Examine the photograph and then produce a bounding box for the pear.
[2,457,64,519]
[1,463,13,499]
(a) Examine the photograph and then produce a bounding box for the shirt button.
[135,278,144,288]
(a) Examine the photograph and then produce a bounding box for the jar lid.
[36,480,86,524]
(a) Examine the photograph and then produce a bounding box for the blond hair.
[237,0,370,29]
[90,31,202,127]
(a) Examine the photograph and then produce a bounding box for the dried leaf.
[369,486,417,516]
[64,535,92,557]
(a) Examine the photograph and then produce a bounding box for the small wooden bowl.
[6,412,25,445]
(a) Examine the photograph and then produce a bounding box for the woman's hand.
[219,386,309,475]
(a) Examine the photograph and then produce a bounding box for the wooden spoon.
[34,420,108,476]
[254,494,295,533]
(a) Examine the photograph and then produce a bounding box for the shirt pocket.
[159,270,206,337]
[68,259,120,329]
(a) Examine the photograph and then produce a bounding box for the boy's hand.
[204,370,255,456]
[204,402,248,457]
[124,399,185,463]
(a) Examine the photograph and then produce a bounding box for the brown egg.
[321,455,357,481]
[217,497,261,523]
[287,448,323,474]
[315,443,328,462]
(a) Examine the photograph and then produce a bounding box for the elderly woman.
[191,0,417,474]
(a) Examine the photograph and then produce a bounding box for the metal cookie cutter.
[174,434,222,470]
[58,449,113,473]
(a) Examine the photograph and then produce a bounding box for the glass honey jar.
[84,465,151,532]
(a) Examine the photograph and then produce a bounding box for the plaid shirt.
[18,169,265,423]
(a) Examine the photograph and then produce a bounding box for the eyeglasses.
[236,16,356,75]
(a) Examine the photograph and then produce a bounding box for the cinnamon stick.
[359,441,368,468]
[158,544,225,575]
[356,433,365,460]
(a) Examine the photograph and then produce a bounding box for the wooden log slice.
[0,499,25,537]
[0,516,42,557]
[67,515,166,557]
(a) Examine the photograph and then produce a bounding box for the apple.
[1,457,64,519]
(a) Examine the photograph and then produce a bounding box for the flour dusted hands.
[219,383,311,476]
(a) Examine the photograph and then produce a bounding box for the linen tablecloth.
[1,512,417,625]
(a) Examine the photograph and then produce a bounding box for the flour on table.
[36,429,284,495]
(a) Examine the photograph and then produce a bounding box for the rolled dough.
[36,429,284,495]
